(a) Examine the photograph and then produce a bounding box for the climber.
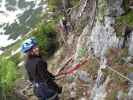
[20,37,62,100]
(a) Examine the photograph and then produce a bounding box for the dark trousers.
[47,80,62,94]
[33,82,59,100]
[38,95,59,100]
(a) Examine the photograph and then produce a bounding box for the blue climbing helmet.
[21,37,37,53]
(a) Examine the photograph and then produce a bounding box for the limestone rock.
[107,0,125,16]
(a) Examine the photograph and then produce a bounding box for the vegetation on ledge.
[115,10,133,37]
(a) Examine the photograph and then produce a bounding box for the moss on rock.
[115,10,133,37]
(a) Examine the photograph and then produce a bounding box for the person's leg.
[34,82,59,100]
[33,83,49,100]
[47,80,62,94]
[53,95,59,100]
[38,97,47,100]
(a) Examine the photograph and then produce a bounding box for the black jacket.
[25,56,62,93]
[25,56,55,83]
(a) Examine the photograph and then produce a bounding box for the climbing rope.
[56,58,89,77]
[107,66,133,83]
[56,54,133,84]
[93,56,133,83]
[57,55,74,74]
[56,33,132,83]
[65,59,88,74]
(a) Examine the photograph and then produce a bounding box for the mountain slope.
[0,0,46,39]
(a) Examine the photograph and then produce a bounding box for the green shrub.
[123,0,130,12]
[47,0,79,11]
[71,0,80,6]
[116,10,133,26]
[31,21,58,57]
[47,0,62,11]
[115,10,133,37]
[0,56,17,99]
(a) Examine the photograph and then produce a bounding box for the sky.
[0,0,42,47]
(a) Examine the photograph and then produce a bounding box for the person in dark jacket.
[20,37,62,100]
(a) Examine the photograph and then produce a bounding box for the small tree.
[0,56,17,99]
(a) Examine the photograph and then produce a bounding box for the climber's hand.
[54,73,67,80]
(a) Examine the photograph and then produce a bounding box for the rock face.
[90,77,110,100]
[88,0,124,57]
[129,0,133,8]
[70,0,96,34]
[107,0,125,16]
[128,31,133,56]
[90,17,119,57]
[74,0,125,59]
[128,73,133,99]
[73,0,96,60]
[70,0,132,100]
